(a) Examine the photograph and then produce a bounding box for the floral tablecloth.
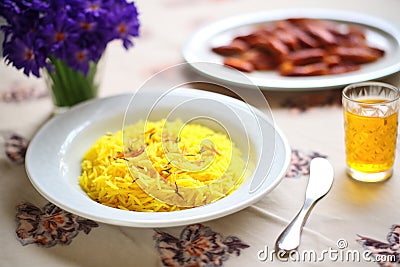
[1,0,400,266]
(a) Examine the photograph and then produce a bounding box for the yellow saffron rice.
[79,119,246,212]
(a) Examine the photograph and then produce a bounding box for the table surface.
[1,1,400,266]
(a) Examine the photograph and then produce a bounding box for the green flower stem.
[46,57,99,107]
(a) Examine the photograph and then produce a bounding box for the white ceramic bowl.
[25,88,290,227]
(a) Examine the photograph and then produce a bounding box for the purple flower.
[68,46,91,74]
[108,1,140,49]
[3,34,47,77]
[83,0,108,17]
[0,0,140,77]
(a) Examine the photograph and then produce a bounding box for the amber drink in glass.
[342,82,400,182]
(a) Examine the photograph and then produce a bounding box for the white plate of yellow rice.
[25,89,291,227]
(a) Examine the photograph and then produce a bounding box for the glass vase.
[43,57,104,113]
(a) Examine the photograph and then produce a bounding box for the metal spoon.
[275,157,334,256]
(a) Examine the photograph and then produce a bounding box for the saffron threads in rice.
[79,119,246,212]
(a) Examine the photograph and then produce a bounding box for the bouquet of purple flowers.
[0,0,140,107]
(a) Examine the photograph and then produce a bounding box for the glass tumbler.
[342,82,400,182]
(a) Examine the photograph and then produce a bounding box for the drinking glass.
[342,82,400,182]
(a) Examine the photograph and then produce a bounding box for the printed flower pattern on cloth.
[357,224,400,267]
[5,133,29,164]
[154,223,249,267]
[16,202,99,247]
[281,89,342,112]
[0,85,48,102]
[285,149,327,178]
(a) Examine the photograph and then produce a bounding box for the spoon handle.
[275,197,316,254]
